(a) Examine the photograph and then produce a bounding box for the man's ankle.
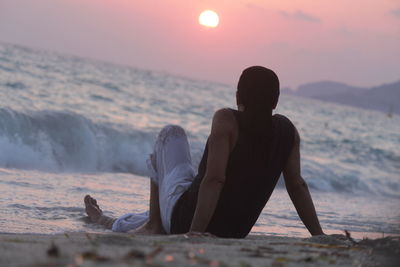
[98,215,116,229]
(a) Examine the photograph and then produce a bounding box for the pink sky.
[0,0,399,88]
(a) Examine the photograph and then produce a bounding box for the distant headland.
[282,80,400,115]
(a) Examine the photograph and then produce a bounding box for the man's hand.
[129,222,166,235]
[184,231,216,238]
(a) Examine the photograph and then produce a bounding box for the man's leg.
[84,125,193,233]
[83,140,167,233]
[132,180,165,234]
[150,125,195,234]
[84,195,116,229]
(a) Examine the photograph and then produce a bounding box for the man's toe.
[92,198,99,208]
[84,195,91,205]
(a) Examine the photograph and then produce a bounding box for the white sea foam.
[0,108,154,175]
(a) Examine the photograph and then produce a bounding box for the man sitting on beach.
[84,66,324,238]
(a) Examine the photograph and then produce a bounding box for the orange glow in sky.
[0,0,399,88]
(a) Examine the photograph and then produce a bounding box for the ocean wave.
[7,204,86,220]
[90,94,114,102]
[8,204,83,213]
[75,78,121,92]
[4,81,27,90]
[0,108,154,175]
[0,108,398,198]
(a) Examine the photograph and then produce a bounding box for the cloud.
[280,10,321,23]
[245,3,268,12]
[245,4,321,23]
[246,3,263,9]
[337,26,357,37]
[390,8,400,18]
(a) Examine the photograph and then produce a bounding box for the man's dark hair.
[237,66,280,110]
[237,66,280,134]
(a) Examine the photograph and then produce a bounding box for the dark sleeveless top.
[170,109,295,238]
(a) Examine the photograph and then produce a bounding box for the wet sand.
[0,232,399,266]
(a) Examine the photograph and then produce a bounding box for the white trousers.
[112,125,195,233]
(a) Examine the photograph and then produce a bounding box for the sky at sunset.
[0,0,399,88]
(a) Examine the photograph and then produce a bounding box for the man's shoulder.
[214,108,234,117]
[212,108,237,133]
[272,113,299,142]
[272,113,293,124]
[213,108,236,123]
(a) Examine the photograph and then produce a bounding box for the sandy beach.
[1,232,398,267]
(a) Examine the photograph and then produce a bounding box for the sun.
[198,10,219,28]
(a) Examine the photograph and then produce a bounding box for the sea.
[0,42,399,239]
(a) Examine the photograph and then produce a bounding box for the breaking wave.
[0,108,154,175]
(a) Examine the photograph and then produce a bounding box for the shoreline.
[1,232,399,266]
[1,227,398,241]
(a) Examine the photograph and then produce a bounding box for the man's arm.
[189,109,233,232]
[283,127,324,236]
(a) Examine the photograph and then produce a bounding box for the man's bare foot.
[84,195,103,223]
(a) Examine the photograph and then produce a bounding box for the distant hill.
[283,80,400,115]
